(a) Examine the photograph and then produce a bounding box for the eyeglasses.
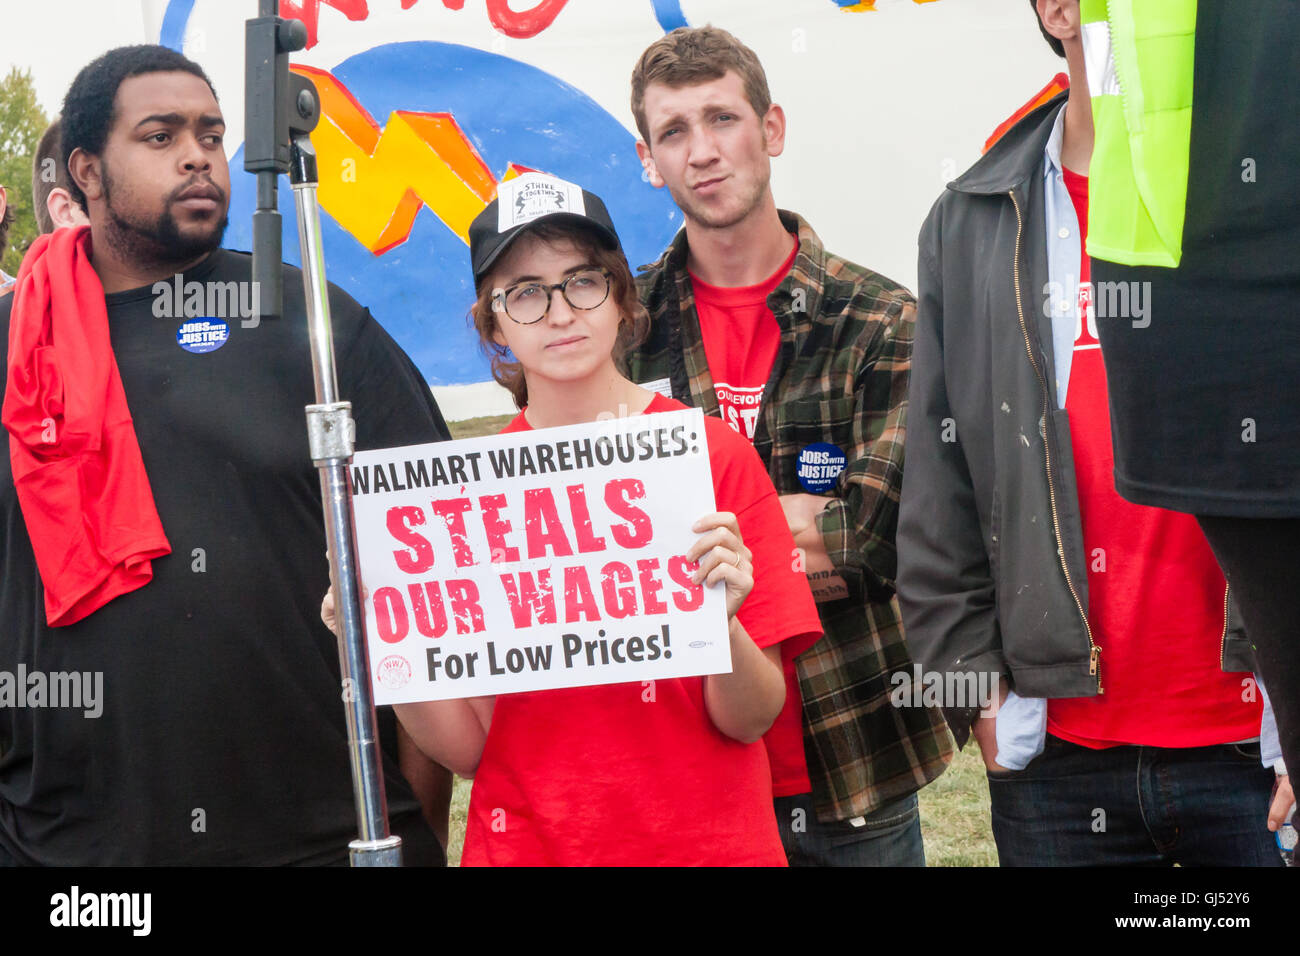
[492,269,612,325]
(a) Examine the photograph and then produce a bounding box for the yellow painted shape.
[292,65,498,253]
[840,0,943,9]
[401,112,497,201]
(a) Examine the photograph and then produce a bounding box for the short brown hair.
[630,25,771,144]
[1030,1,1066,58]
[469,220,650,410]
[31,117,69,236]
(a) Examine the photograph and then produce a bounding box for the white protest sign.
[350,407,731,704]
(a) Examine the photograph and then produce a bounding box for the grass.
[918,744,999,866]
[440,415,998,866]
[447,777,473,866]
[447,414,516,440]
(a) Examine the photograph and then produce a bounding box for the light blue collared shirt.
[1042,104,1082,411]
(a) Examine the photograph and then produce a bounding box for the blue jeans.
[774,791,925,867]
[987,735,1282,866]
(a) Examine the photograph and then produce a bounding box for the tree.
[0,67,50,279]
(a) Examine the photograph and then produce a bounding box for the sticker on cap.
[639,377,673,398]
[497,172,585,232]
[177,317,229,354]
[796,442,847,493]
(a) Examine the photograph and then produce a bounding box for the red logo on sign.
[377,655,413,689]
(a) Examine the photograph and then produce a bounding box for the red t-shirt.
[460,394,822,865]
[690,239,797,441]
[691,239,815,798]
[1047,166,1260,748]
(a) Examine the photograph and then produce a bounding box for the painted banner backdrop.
[5,0,1063,416]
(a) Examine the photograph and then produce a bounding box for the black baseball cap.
[469,172,622,283]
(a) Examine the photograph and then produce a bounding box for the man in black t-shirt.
[0,45,450,864]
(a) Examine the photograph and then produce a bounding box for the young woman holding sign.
[325,173,821,865]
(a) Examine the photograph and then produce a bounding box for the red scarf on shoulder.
[2,226,170,626]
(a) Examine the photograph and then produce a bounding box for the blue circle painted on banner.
[796,442,847,493]
[225,41,681,387]
[177,318,230,354]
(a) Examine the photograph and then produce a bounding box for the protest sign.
[350,407,730,704]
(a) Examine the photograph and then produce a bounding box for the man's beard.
[102,164,228,272]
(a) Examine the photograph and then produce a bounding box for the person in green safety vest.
[1084,0,1300,845]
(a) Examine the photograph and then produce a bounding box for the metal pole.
[291,137,401,866]
[245,0,401,866]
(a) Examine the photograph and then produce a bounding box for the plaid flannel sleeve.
[814,293,914,601]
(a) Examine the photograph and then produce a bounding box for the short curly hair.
[61,45,218,213]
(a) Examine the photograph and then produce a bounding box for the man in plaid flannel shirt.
[628,26,952,866]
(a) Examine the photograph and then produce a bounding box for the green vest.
[1081,0,1197,267]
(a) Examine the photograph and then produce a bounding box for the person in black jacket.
[897,0,1282,867]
